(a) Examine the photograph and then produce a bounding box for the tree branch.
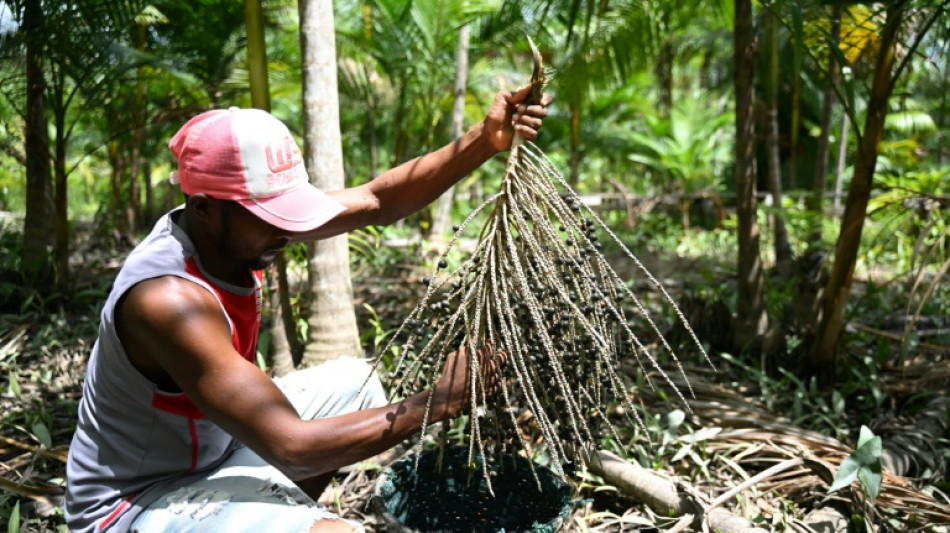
[0,136,26,166]
[588,450,769,533]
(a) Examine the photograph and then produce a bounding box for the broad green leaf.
[665,410,685,431]
[857,425,875,449]
[679,427,722,443]
[7,370,20,398]
[832,390,845,415]
[829,455,860,492]
[858,462,883,501]
[671,444,691,463]
[8,499,19,533]
[853,436,882,467]
[32,421,52,449]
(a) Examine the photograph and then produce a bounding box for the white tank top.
[65,206,262,532]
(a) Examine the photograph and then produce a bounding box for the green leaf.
[858,462,883,501]
[679,427,722,443]
[856,425,875,449]
[671,444,691,463]
[853,433,882,467]
[832,390,845,415]
[8,499,19,533]
[32,421,52,449]
[665,409,685,431]
[830,455,860,492]
[7,370,20,398]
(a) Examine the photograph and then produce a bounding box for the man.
[65,84,550,533]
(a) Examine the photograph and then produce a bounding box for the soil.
[2,237,948,532]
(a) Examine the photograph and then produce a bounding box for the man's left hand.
[483,84,553,152]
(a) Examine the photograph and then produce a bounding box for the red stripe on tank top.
[97,495,133,530]
[183,257,261,364]
[188,417,199,472]
[152,391,205,419]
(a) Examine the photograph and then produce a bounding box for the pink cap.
[168,107,345,233]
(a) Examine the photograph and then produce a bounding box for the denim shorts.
[130,358,388,533]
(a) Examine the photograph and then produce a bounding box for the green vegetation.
[2,0,950,531]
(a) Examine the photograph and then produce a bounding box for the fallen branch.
[0,436,69,463]
[664,513,694,533]
[587,449,769,533]
[704,457,804,522]
[0,476,63,505]
[849,321,950,353]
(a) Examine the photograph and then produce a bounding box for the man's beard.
[216,203,280,271]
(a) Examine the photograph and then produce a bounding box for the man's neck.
[178,208,250,287]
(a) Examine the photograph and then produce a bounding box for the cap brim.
[236,183,346,233]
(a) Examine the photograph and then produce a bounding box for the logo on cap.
[265,136,302,173]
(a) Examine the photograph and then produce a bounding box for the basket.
[372,447,574,533]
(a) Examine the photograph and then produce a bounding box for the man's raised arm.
[293,85,551,241]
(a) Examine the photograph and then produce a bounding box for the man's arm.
[118,276,487,480]
[293,85,550,241]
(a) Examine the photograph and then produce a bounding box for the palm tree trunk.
[655,8,673,117]
[245,0,270,108]
[570,104,580,186]
[245,0,298,372]
[833,114,849,217]
[267,260,298,377]
[810,4,905,383]
[299,0,362,365]
[22,0,55,286]
[127,20,148,235]
[809,6,841,241]
[108,135,124,231]
[53,105,69,290]
[430,23,470,252]
[143,160,154,224]
[363,62,378,180]
[392,78,408,167]
[732,0,770,353]
[937,22,949,166]
[787,13,803,191]
[764,11,792,271]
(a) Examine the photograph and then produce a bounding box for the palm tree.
[764,10,793,270]
[3,0,148,291]
[732,0,773,355]
[429,22,471,250]
[808,4,843,242]
[809,1,946,382]
[17,0,55,286]
[299,0,364,365]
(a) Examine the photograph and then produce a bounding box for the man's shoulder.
[117,207,190,273]
[119,275,222,331]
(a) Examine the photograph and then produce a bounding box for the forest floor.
[2,234,949,532]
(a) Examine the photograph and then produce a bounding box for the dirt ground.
[2,240,949,532]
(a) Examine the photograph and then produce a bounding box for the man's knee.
[309,518,360,533]
[322,358,387,409]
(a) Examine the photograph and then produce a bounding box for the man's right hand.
[430,345,505,421]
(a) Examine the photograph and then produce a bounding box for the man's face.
[215,200,291,271]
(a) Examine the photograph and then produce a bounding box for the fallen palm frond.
[367,42,708,487]
[640,371,950,529]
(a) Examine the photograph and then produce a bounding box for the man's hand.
[430,345,506,421]
[483,84,553,152]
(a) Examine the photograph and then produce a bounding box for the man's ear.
[187,193,216,221]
